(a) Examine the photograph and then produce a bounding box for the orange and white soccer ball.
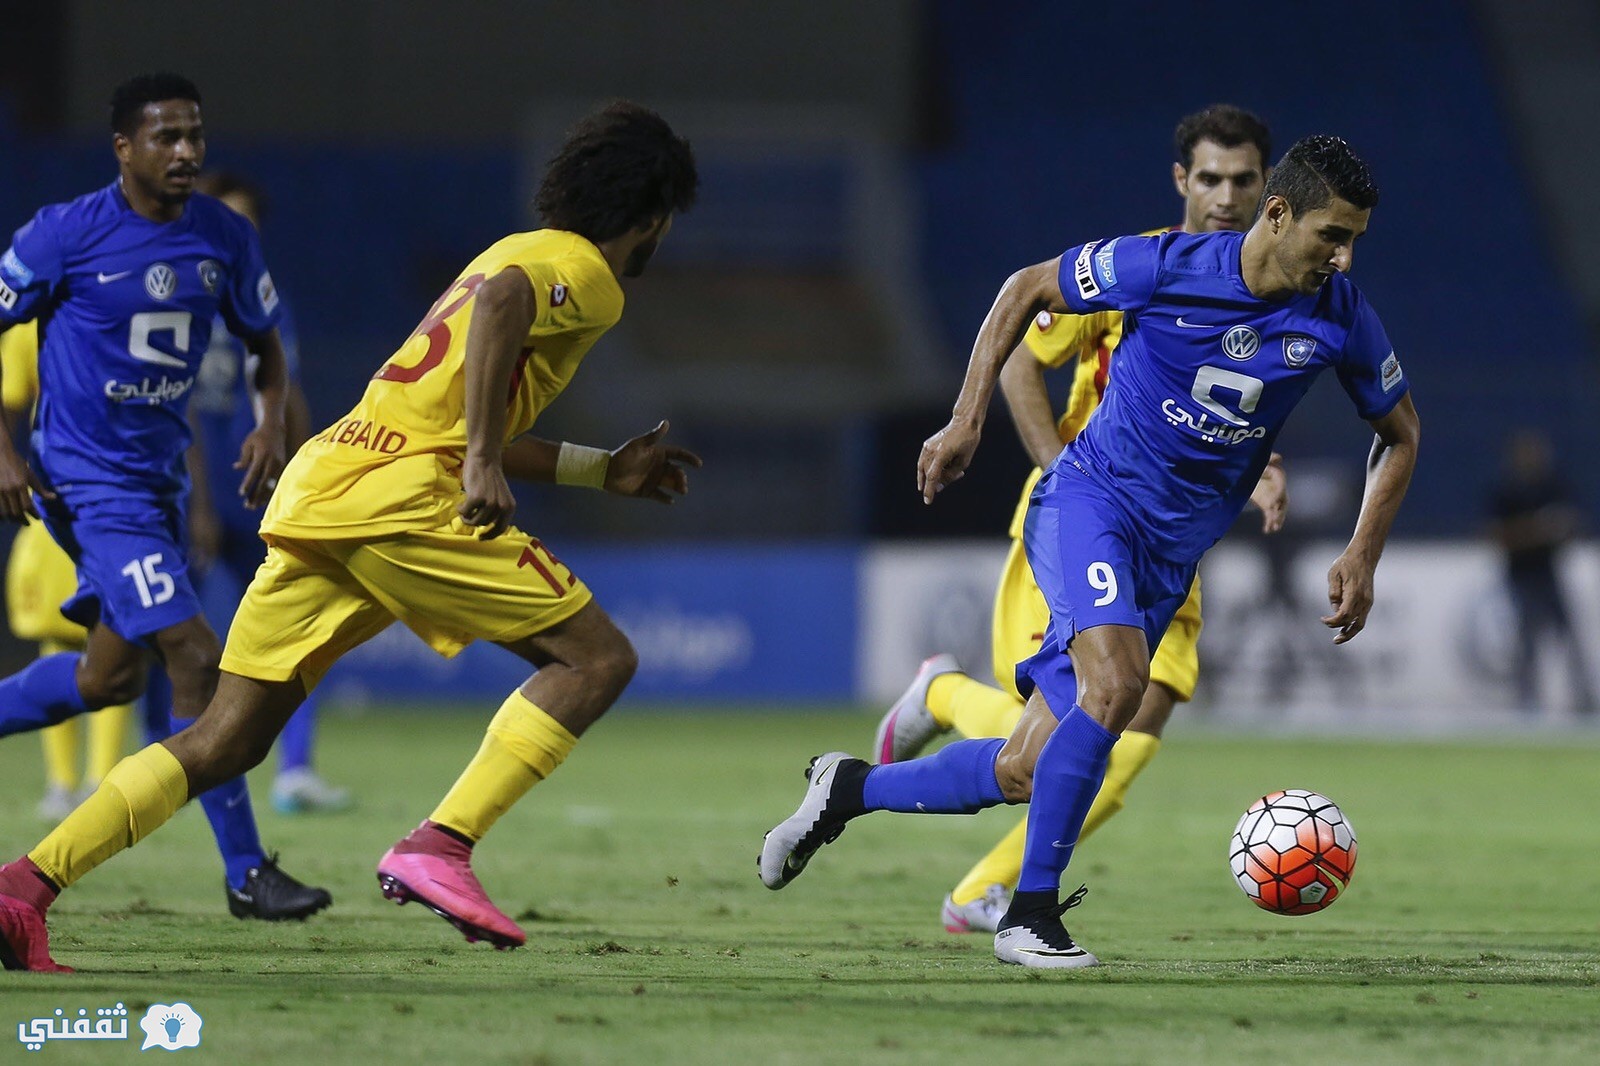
[1229,789,1357,915]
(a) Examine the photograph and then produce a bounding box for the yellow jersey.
[1,320,40,413]
[263,230,624,540]
[1008,226,1171,538]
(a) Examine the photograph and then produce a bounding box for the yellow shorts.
[990,534,1202,702]
[4,518,86,645]
[221,516,593,690]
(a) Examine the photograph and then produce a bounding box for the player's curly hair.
[535,101,698,243]
[110,73,201,136]
[1174,104,1272,170]
[1261,135,1380,217]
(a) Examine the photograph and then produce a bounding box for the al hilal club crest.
[1283,334,1317,367]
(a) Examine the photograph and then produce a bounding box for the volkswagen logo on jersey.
[1221,325,1260,361]
[1283,334,1317,368]
[144,263,177,301]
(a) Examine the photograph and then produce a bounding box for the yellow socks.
[1077,728,1160,841]
[40,720,80,792]
[948,729,1163,906]
[950,816,1027,905]
[430,690,578,842]
[927,673,1025,738]
[87,703,132,785]
[28,743,189,890]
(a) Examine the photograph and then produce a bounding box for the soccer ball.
[1228,789,1357,915]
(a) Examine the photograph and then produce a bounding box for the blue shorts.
[36,491,204,645]
[1016,464,1196,717]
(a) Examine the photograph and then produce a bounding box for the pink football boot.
[376,822,526,950]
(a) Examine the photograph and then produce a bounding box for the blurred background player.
[2,321,137,820]
[1489,428,1596,715]
[872,105,1288,933]
[0,73,330,925]
[178,170,350,812]
[0,101,701,970]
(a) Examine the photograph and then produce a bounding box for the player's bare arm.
[1323,392,1420,643]
[920,257,1070,504]
[234,328,289,509]
[459,267,538,539]
[501,422,702,504]
[998,335,1073,470]
[1249,453,1289,533]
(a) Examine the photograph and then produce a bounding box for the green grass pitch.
[2,707,1598,1063]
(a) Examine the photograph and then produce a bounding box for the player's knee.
[594,631,638,697]
[994,745,1035,804]
[78,659,147,708]
[1078,668,1147,732]
[159,632,223,688]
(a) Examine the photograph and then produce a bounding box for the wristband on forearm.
[555,442,610,489]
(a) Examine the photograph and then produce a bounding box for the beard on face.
[623,236,659,278]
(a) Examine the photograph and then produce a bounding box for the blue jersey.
[0,180,282,500]
[192,304,301,533]
[1054,230,1406,561]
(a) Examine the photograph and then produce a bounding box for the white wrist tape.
[555,442,610,489]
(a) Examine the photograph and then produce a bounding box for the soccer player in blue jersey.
[0,74,331,924]
[761,135,1420,969]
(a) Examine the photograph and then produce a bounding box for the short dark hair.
[1261,135,1380,217]
[1174,104,1272,170]
[534,101,698,243]
[110,73,201,136]
[196,170,267,220]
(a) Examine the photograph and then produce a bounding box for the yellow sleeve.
[516,250,623,339]
[1019,308,1116,370]
[0,321,40,414]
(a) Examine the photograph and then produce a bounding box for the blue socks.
[1017,705,1118,893]
[278,698,318,773]
[144,669,267,890]
[0,652,89,738]
[863,737,1007,814]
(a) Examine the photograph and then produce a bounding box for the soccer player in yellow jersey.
[871,105,1289,934]
[1,322,135,819]
[0,101,700,970]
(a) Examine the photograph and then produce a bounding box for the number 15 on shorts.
[122,552,175,608]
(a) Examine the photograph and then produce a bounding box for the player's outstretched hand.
[605,420,702,504]
[460,455,518,538]
[918,419,980,505]
[0,446,49,523]
[1250,452,1288,534]
[235,424,288,510]
[1322,551,1375,644]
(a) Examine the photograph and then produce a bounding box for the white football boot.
[872,653,961,764]
[759,752,864,889]
[942,883,1012,934]
[992,885,1100,969]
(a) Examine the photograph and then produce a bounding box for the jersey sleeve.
[0,209,67,325]
[1055,234,1161,315]
[1335,294,1407,420]
[218,217,284,339]
[516,252,623,337]
[1020,308,1115,370]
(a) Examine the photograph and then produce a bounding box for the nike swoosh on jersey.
[1174,316,1215,329]
[96,270,132,283]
